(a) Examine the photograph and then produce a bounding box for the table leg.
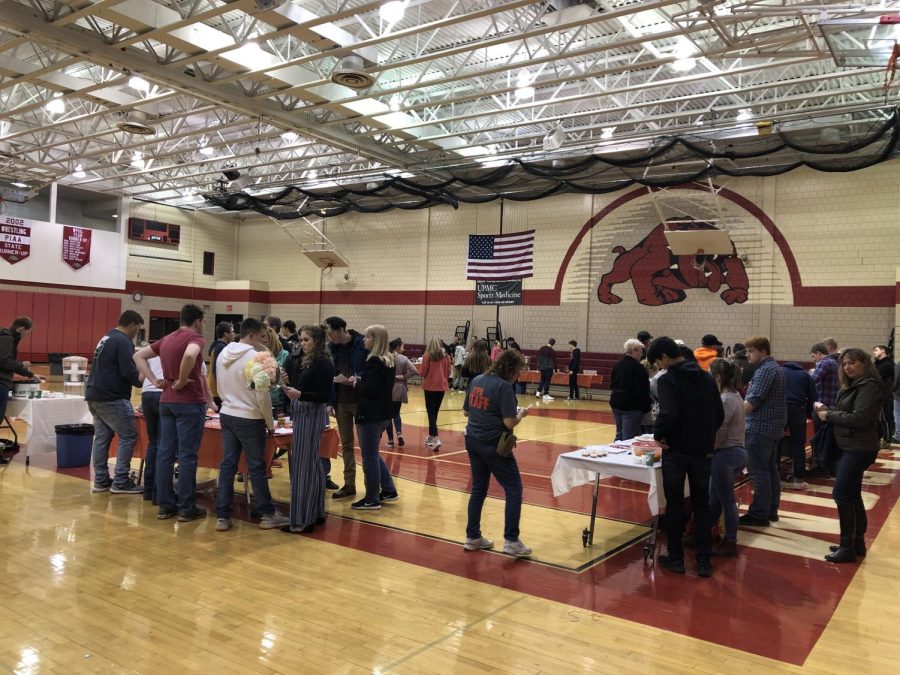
[644,515,659,563]
[583,473,601,547]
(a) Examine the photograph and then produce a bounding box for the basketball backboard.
[664,229,735,255]
[820,16,900,67]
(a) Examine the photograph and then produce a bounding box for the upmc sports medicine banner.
[61,225,91,270]
[475,279,523,305]
[0,215,31,264]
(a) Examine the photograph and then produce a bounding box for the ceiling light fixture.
[281,131,299,142]
[600,127,615,139]
[388,94,402,112]
[736,108,753,121]
[72,165,86,178]
[44,94,65,114]
[131,151,145,169]
[671,57,696,72]
[307,168,319,180]
[199,145,216,156]
[380,1,407,26]
[11,181,28,188]
[128,75,150,92]
[514,72,535,99]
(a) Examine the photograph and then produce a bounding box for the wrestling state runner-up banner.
[61,225,91,270]
[0,215,31,264]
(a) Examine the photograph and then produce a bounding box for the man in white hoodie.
[214,318,289,532]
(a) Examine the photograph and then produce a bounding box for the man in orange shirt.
[694,334,722,371]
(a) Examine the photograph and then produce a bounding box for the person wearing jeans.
[535,338,557,398]
[780,362,816,489]
[385,338,418,449]
[140,357,164,503]
[462,349,532,558]
[816,348,883,563]
[420,336,450,450]
[213,317,289,532]
[135,304,214,522]
[610,339,651,441]
[351,325,399,510]
[85,310,145,494]
[708,359,747,557]
[739,337,786,526]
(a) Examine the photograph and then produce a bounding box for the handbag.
[496,431,517,457]
[319,426,340,459]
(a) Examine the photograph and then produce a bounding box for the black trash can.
[55,423,95,468]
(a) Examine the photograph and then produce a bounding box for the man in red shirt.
[135,304,214,522]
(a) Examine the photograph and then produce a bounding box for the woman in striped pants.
[281,324,335,533]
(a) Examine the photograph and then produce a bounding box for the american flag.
[466,230,535,280]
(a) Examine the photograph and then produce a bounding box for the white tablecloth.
[6,395,93,455]
[551,447,666,517]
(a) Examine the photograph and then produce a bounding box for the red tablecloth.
[517,370,605,388]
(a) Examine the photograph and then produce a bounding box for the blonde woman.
[262,327,289,417]
[351,325,399,510]
[420,336,451,450]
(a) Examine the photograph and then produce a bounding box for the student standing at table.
[85,310,145,495]
[281,324,334,533]
[140,355,165,504]
[134,304,214,523]
[0,317,35,436]
[212,318,289,532]
[648,337,724,578]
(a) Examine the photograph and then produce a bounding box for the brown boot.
[711,539,738,557]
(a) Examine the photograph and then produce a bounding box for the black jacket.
[829,377,882,454]
[0,327,33,388]
[653,360,724,456]
[875,357,895,397]
[85,329,141,401]
[781,362,816,417]
[609,355,651,412]
[354,357,396,424]
[285,351,335,404]
[568,348,581,374]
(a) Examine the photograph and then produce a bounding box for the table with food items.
[550,435,670,559]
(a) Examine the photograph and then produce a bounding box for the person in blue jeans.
[134,304,214,522]
[463,349,532,558]
[85,310,145,494]
[213,318,289,532]
[351,325,399,511]
[816,348,883,563]
[708,359,748,557]
[140,356,164,503]
[739,337,787,527]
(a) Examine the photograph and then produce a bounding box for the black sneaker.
[738,514,770,527]
[658,555,685,574]
[157,509,177,520]
[380,491,399,503]
[332,486,357,499]
[177,506,208,522]
[696,558,713,578]
[110,479,144,494]
[351,498,381,511]
[397,435,405,447]
[325,479,340,491]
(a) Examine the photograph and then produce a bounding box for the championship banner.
[475,279,523,305]
[0,215,31,264]
[62,225,91,270]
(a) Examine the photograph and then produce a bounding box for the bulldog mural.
[596,221,750,306]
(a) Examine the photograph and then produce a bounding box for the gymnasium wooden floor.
[1,384,899,674]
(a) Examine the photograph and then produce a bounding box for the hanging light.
[131,151,145,169]
[44,94,65,114]
[128,75,150,92]
[736,108,753,121]
[199,145,216,156]
[281,131,299,142]
[380,1,407,26]
[73,164,86,178]
[514,72,534,99]
[671,57,696,72]
[600,127,615,139]
[388,94,403,112]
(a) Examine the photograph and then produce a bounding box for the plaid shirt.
[745,357,787,439]
[810,357,839,407]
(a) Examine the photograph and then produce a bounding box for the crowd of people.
[2,310,896,568]
[608,330,893,577]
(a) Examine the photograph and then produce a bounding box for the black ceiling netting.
[205,107,900,219]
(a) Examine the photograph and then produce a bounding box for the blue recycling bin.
[55,424,94,468]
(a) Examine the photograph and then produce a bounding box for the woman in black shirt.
[352,325,398,510]
[281,325,334,533]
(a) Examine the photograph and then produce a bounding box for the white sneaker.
[431,437,442,451]
[464,536,494,551]
[503,539,533,558]
[424,436,435,446]
[259,511,290,530]
[782,479,809,490]
[535,393,542,398]
[215,518,232,532]
[543,395,554,401]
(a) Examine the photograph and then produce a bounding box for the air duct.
[331,55,375,89]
